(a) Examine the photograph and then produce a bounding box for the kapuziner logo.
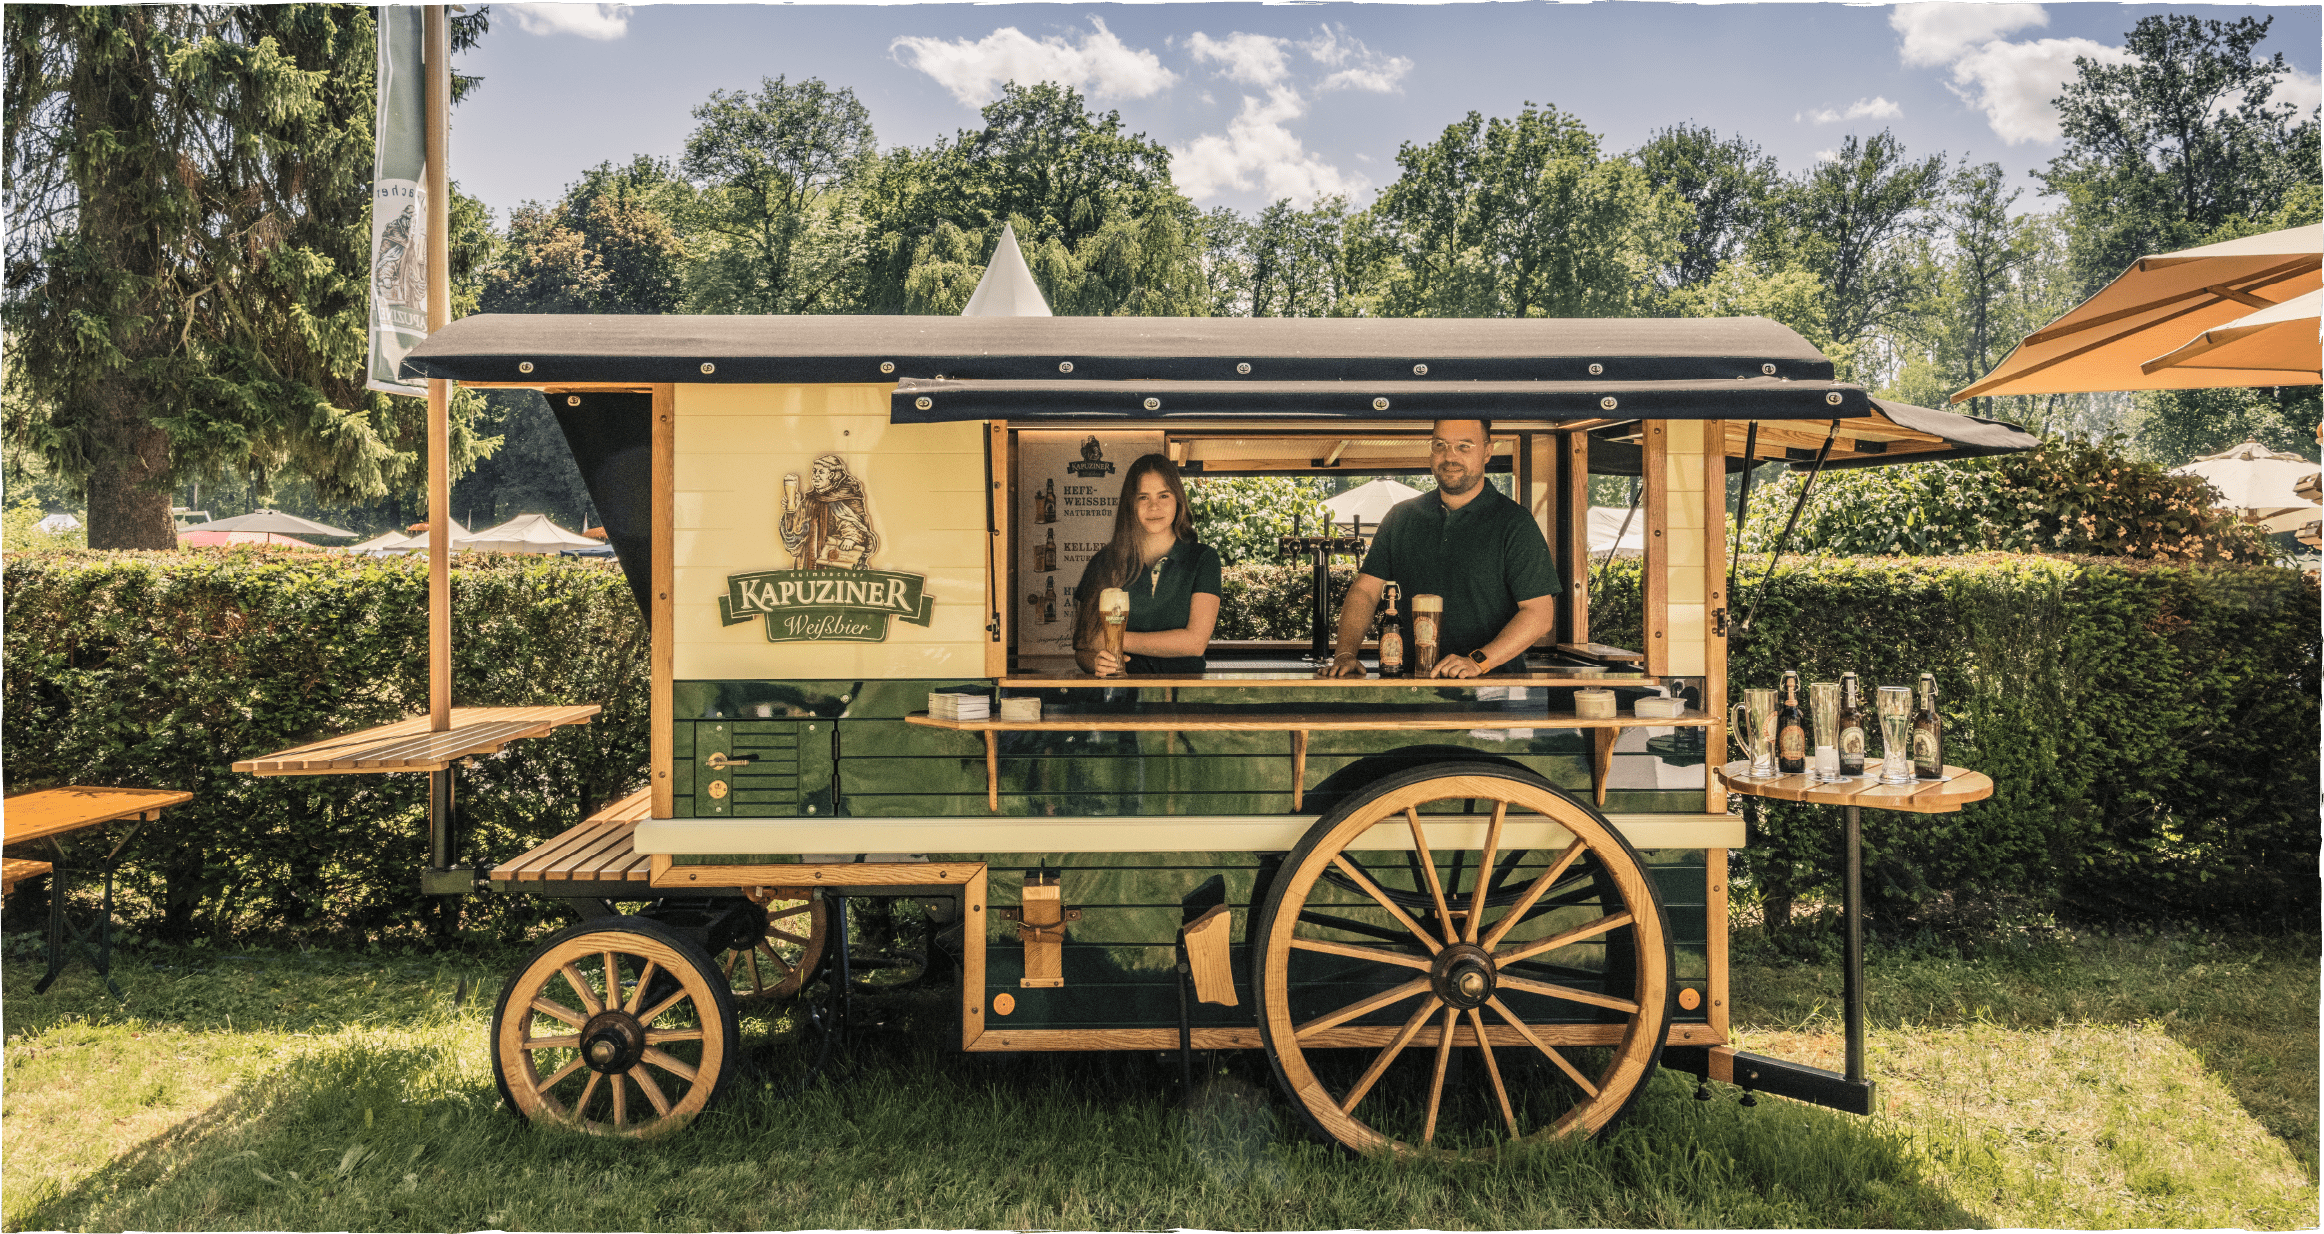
[1064,434,1115,479]
[716,453,934,642]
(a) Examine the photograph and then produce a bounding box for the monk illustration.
[780,453,877,569]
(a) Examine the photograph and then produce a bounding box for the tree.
[2,5,495,549]
[1369,103,1686,318]
[2041,14,2321,296]
[483,159,690,316]
[1632,123,1783,295]
[681,76,874,314]
[1884,162,2051,417]
[1756,131,1946,375]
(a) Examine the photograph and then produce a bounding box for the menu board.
[1016,430,1164,659]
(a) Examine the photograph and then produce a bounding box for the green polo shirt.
[1359,485,1560,661]
[1074,538,1223,673]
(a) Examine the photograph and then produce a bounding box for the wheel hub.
[1431,942,1498,1011]
[579,1009,646,1074]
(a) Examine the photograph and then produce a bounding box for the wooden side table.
[1713,762,1993,1102]
[3,787,193,995]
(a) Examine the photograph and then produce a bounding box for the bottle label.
[1839,725,1865,756]
[1779,725,1806,760]
[1380,631,1403,670]
[1912,729,1940,769]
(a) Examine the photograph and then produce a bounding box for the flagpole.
[424,5,451,734]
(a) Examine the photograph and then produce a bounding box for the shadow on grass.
[15,984,1983,1231]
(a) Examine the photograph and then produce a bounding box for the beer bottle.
[1776,670,1808,774]
[1836,672,1868,777]
[1912,672,1944,779]
[1377,584,1405,678]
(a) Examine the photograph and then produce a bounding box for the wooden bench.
[3,786,194,995]
[2,857,53,897]
[490,786,654,886]
[234,705,602,776]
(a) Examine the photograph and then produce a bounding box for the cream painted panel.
[681,452,984,497]
[1666,536,1705,568]
[674,640,984,681]
[1668,603,1707,676]
[1665,491,1706,530]
[1667,569,1705,604]
[672,492,711,528]
[677,382,891,419]
[1664,419,1705,453]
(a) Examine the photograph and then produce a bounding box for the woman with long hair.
[1072,454,1221,675]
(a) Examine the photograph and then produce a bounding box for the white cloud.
[1173,86,1362,207]
[1302,24,1413,94]
[2273,64,2323,118]
[1186,32,1292,88]
[1802,97,1903,125]
[507,3,631,41]
[892,18,1176,109]
[1890,3,2047,68]
[1814,148,1840,163]
[1947,37,2131,144]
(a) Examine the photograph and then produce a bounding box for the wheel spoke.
[1289,937,1432,971]
[560,964,602,1015]
[1479,839,1587,950]
[1297,908,1423,946]
[536,1055,585,1092]
[1329,855,1444,956]
[639,986,691,1027]
[629,1065,673,1118]
[756,939,795,979]
[1422,1005,1457,1146]
[644,1028,703,1045]
[610,1068,628,1128]
[529,996,587,1029]
[1465,801,1509,944]
[766,928,813,947]
[1497,972,1640,1015]
[1294,975,1432,1039]
[602,951,621,1007]
[1494,911,1635,967]
[1487,996,1599,1098]
[1403,808,1457,945]
[521,1034,581,1051]
[641,1047,700,1082]
[627,960,660,1014]
[1337,994,1443,1115]
[574,1070,602,1122]
[1468,1007,1518,1138]
[743,945,764,992]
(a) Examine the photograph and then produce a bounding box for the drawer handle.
[703,753,754,770]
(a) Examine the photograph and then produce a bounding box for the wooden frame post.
[1703,419,1728,815]
[650,384,676,818]
[1557,430,1591,646]
[423,5,452,733]
[1641,422,1668,678]
[985,421,1010,679]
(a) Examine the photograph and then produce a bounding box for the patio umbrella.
[1321,478,1424,525]
[195,508,358,538]
[2140,288,2322,381]
[461,512,599,554]
[2168,440,2323,533]
[1954,223,2321,400]
[1587,506,1646,556]
[178,529,323,549]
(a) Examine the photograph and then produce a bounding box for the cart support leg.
[1174,941,1195,1091]
[1843,803,1864,1085]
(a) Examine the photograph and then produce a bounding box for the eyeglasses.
[1429,439,1483,457]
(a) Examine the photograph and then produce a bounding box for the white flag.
[367,7,427,397]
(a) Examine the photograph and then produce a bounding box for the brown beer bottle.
[1377,584,1405,678]
[1912,672,1944,779]
[1776,670,1808,774]
[1836,672,1868,777]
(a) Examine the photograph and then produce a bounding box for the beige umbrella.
[461,512,598,553]
[196,507,358,539]
[2140,288,2322,380]
[2168,440,2323,533]
[1955,224,2321,400]
[1321,478,1424,525]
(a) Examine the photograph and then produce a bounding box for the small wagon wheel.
[1252,761,1672,1157]
[492,916,739,1138]
[723,894,829,1004]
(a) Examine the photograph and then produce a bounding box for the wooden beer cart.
[249,312,2023,1151]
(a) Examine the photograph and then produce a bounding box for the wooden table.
[1714,760,1993,1099]
[232,705,603,776]
[3,786,194,995]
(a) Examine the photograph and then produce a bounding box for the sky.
[450,2,2322,223]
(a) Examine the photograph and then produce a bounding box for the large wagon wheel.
[1253,761,1672,1157]
[723,893,829,1004]
[492,916,739,1138]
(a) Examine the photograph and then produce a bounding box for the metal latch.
[996,871,1077,988]
[703,752,754,770]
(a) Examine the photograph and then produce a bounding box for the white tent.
[399,517,472,552]
[1589,506,1647,557]
[344,530,416,555]
[2168,440,2323,533]
[461,512,599,554]
[961,224,1053,318]
[36,513,80,534]
[1322,479,1424,526]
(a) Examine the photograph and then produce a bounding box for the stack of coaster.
[1633,696,1687,719]
[929,691,990,721]
[1000,697,1043,722]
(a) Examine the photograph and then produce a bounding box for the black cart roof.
[402,314,1873,423]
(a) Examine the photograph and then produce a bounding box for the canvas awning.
[1585,397,2037,476]
[1955,224,2322,399]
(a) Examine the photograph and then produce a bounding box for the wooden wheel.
[1253,761,1673,1157]
[723,895,829,1004]
[492,917,738,1138]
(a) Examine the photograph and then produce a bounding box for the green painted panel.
[838,719,987,759]
[845,679,996,720]
[673,680,853,720]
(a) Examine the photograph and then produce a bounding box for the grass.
[2,927,2314,1230]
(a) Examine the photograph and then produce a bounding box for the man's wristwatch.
[1469,650,1491,668]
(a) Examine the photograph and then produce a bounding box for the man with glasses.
[1317,418,1559,679]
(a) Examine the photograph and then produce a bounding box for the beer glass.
[1876,686,1915,785]
[782,473,802,513]
[1731,688,1778,778]
[1410,594,1443,675]
[1809,681,1842,781]
[1096,587,1130,677]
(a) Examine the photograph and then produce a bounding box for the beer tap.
[1278,513,1369,663]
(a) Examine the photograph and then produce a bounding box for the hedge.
[5,551,2314,939]
[1596,554,2320,930]
[2,550,648,942]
